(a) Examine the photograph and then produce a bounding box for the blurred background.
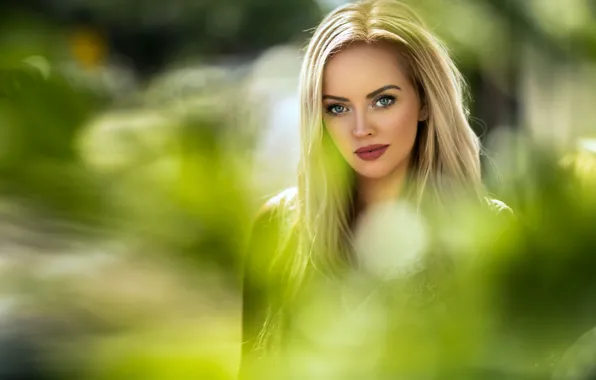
[0,0,596,379]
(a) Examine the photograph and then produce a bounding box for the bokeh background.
[1,0,596,379]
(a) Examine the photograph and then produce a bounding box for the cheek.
[375,106,419,136]
[325,119,353,151]
[374,108,419,161]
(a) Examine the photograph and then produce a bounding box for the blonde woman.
[241,0,510,376]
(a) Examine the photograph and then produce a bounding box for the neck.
[355,160,410,214]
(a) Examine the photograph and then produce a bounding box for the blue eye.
[374,95,396,108]
[326,104,348,115]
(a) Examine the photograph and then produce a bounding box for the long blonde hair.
[297,0,485,274]
[257,0,486,353]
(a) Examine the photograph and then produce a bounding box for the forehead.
[323,41,412,95]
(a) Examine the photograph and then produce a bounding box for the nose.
[352,110,375,138]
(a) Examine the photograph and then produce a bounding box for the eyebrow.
[322,84,402,102]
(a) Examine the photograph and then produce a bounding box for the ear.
[418,104,428,122]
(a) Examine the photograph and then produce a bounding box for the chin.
[353,165,394,180]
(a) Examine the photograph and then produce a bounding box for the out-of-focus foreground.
[0,0,596,379]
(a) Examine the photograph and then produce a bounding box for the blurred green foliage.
[0,1,595,380]
[0,41,251,379]
[0,62,109,225]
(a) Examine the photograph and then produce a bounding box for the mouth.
[354,144,390,161]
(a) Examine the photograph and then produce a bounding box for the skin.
[322,41,427,211]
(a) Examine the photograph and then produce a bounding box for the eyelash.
[324,95,397,116]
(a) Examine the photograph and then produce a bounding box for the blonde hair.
[256,0,486,352]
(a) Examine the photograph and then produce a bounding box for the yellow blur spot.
[70,28,107,69]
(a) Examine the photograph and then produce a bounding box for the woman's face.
[322,41,425,180]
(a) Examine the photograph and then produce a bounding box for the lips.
[354,144,390,161]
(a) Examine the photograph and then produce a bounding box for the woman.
[241,0,510,376]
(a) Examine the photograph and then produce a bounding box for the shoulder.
[247,187,298,252]
[244,187,298,276]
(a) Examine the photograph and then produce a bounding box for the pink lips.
[354,144,390,161]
